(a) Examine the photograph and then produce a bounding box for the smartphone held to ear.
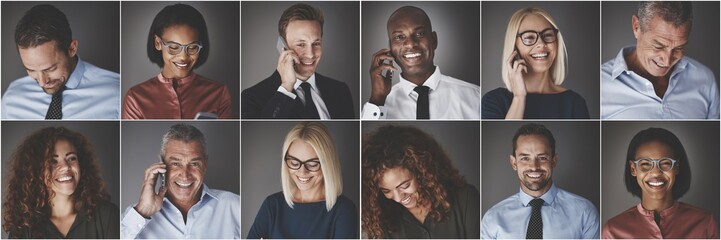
[156,172,165,193]
[277,36,288,54]
[381,52,394,81]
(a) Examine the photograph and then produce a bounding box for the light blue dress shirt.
[481,184,599,239]
[1,59,120,119]
[602,46,719,119]
[121,185,240,239]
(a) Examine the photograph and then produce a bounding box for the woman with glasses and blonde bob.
[482,7,589,119]
[122,3,233,119]
[247,122,357,239]
[602,128,719,238]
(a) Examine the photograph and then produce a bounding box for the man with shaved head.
[361,6,480,120]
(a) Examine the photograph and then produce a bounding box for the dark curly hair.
[3,126,109,238]
[362,125,466,238]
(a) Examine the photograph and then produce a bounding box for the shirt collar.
[518,183,558,207]
[157,72,197,85]
[610,46,689,80]
[398,66,442,96]
[636,201,679,217]
[294,73,318,92]
[64,58,85,90]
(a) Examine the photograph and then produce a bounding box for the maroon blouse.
[602,202,719,239]
[122,73,233,119]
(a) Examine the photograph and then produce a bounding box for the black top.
[247,192,358,239]
[11,199,119,239]
[241,71,356,119]
[385,184,480,239]
[482,87,590,119]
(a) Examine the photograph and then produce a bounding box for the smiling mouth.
[402,52,422,60]
[175,181,193,188]
[530,52,549,60]
[525,172,544,179]
[646,179,666,188]
[56,175,74,183]
[173,61,190,69]
[297,176,312,184]
[652,59,670,69]
[400,194,412,205]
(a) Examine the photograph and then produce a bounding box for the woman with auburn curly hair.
[362,125,479,238]
[2,126,118,238]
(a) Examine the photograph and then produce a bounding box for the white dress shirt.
[361,66,480,119]
[276,73,331,120]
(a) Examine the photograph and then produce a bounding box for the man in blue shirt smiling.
[121,124,240,239]
[482,123,599,239]
[2,4,119,120]
[602,2,719,119]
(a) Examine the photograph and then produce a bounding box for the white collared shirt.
[276,73,331,120]
[361,66,480,119]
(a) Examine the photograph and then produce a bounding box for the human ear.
[629,160,637,176]
[509,155,517,171]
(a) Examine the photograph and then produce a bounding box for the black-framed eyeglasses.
[517,28,559,46]
[285,158,321,172]
[157,36,203,55]
[632,157,677,173]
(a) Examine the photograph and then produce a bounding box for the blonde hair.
[281,122,342,211]
[501,7,568,92]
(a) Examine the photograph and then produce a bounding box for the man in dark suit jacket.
[241,3,355,119]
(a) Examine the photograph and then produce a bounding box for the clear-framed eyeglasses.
[517,28,559,46]
[632,157,677,173]
[157,37,203,55]
[285,158,321,172]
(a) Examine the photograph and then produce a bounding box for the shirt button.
[373,112,378,116]
[380,112,384,117]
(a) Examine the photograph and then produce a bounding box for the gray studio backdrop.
[241,1,360,116]
[241,121,360,236]
[362,121,481,191]
[481,2,600,119]
[120,121,240,214]
[121,1,240,118]
[361,2,481,103]
[602,1,720,83]
[481,121,600,216]
[601,121,719,224]
[1,121,120,238]
[1,1,120,94]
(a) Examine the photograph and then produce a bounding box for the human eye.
[393,34,406,42]
[287,160,301,168]
[519,156,530,161]
[67,155,78,162]
[538,155,549,161]
[188,44,200,50]
[400,182,411,189]
[414,31,425,38]
[168,43,181,50]
[306,161,320,168]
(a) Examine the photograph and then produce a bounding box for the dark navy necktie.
[526,198,544,239]
[413,85,430,119]
[45,87,65,119]
[300,82,320,119]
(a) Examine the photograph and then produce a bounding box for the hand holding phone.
[506,49,528,97]
[369,48,397,106]
[276,36,298,92]
[135,161,167,218]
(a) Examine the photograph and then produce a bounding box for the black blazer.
[242,71,355,119]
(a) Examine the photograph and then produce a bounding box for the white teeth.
[648,181,664,186]
[531,53,549,59]
[401,195,412,205]
[404,53,421,58]
[301,61,313,65]
[176,182,192,187]
[297,176,311,183]
[57,176,72,182]
[174,62,188,67]
[527,173,541,178]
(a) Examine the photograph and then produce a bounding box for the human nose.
[36,72,50,86]
[56,159,70,171]
[403,36,419,49]
[391,190,403,203]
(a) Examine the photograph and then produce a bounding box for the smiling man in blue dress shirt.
[482,123,599,239]
[2,4,119,120]
[121,124,240,239]
[601,2,719,119]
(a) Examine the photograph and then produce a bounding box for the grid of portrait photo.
[0,1,719,239]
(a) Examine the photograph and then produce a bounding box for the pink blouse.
[122,73,233,119]
[602,202,719,239]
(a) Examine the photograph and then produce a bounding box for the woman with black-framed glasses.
[122,3,233,119]
[247,122,357,239]
[602,127,719,239]
[482,7,589,119]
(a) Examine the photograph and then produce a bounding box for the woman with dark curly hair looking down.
[2,126,118,238]
[362,125,479,238]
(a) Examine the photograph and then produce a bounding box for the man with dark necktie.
[2,4,119,120]
[241,3,355,119]
[482,123,599,239]
[362,6,480,120]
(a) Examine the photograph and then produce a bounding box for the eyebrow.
[25,63,57,72]
[166,40,199,45]
[53,151,77,158]
[395,179,411,189]
[285,154,319,162]
[391,26,426,35]
[168,156,205,162]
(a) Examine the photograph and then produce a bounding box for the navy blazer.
[242,71,355,119]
